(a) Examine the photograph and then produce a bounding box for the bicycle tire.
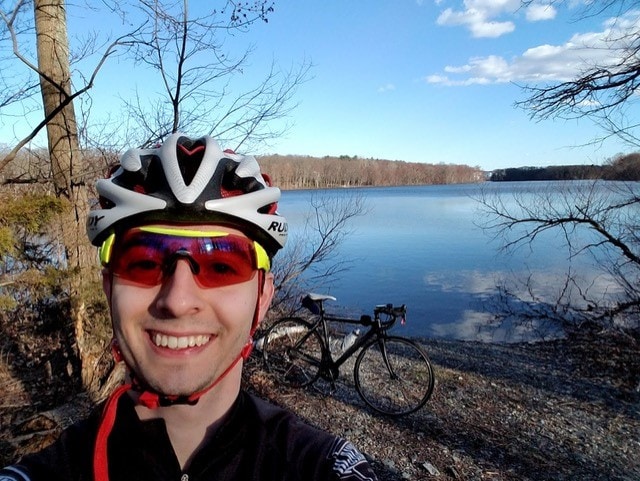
[354,336,434,416]
[262,317,324,388]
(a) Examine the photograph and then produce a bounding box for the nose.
[165,250,200,276]
[154,258,205,318]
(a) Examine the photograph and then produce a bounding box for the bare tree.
[0,0,310,397]
[499,1,640,337]
[108,0,310,150]
[30,0,114,394]
[518,1,640,147]
[271,192,368,316]
[0,0,131,174]
[0,0,147,396]
[477,180,640,337]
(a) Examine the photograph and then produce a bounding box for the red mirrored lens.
[109,231,257,288]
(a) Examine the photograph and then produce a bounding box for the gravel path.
[247,333,640,480]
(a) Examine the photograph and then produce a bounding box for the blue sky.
[3,1,639,171]
[235,1,639,170]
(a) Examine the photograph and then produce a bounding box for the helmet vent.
[88,134,287,254]
[176,139,206,186]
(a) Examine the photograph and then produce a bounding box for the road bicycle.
[260,293,435,416]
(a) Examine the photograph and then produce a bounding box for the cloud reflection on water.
[422,266,621,342]
[281,184,627,343]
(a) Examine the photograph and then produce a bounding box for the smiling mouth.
[151,332,211,350]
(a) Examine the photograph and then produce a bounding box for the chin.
[156,375,219,398]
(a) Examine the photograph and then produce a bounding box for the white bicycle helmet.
[86,133,287,256]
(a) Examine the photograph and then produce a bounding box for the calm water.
[278,182,618,342]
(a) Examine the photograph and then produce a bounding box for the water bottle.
[340,329,360,352]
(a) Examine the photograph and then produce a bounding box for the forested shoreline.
[489,152,640,182]
[257,151,640,189]
[258,154,484,189]
[4,148,640,192]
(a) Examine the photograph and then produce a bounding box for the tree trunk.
[34,0,102,396]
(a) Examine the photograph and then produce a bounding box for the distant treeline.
[258,154,484,190]
[490,152,640,182]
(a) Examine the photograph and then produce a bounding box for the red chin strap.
[94,271,265,481]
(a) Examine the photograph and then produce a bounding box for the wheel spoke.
[263,318,323,388]
[355,337,434,416]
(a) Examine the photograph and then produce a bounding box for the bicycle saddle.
[306,293,337,302]
[301,293,336,315]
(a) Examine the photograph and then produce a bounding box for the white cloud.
[526,3,557,21]
[472,19,516,37]
[463,0,521,17]
[377,83,396,93]
[436,0,521,38]
[427,10,640,86]
[425,74,449,84]
[436,1,559,37]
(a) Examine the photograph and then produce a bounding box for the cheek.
[109,284,156,331]
[216,284,259,330]
[108,291,131,341]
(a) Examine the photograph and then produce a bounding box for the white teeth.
[153,333,210,350]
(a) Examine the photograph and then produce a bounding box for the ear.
[256,272,275,326]
[102,269,113,306]
[244,272,274,360]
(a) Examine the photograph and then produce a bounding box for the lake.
[278,182,621,342]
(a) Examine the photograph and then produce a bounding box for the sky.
[3,1,640,171]
[236,1,640,170]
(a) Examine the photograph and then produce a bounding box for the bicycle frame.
[322,315,380,368]
[310,304,401,381]
[263,294,434,415]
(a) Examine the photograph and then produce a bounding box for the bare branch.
[0,29,138,173]
[271,192,368,312]
[517,1,640,148]
[477,180,640,334]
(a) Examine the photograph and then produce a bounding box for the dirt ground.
[1,328,639,480]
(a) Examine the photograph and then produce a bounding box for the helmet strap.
[93,382,131,481]
[94,270,267,481]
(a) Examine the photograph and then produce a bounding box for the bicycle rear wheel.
[262,317,324,388]
[354,336,434,416]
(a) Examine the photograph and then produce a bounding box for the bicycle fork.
[377,337,400,380]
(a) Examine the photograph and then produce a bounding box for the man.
[1,134,378,481]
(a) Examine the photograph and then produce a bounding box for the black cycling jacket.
[1,391,378,481]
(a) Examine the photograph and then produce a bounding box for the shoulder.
[326,438,379,481]
[243,393,378,480]
[0,465,32,481]
[0,408,101,481]
[244,392,333,444]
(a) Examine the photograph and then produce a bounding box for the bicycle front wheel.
[354,336,434,416]
[262,317,324,388]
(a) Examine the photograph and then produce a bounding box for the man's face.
[102,224,274,397]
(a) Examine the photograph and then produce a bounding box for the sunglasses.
[99,226,270,288]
